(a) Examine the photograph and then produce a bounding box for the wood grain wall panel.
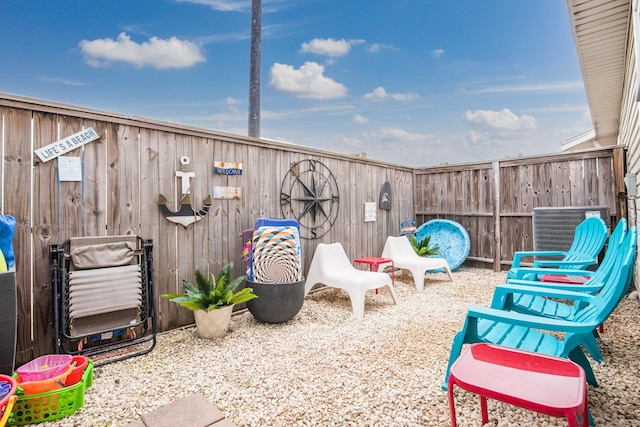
[4,107,35,362]
[58,116,84,241]
[79,119,111,236]
[30,111,59,358]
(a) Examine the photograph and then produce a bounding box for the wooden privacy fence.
[414,147,624,270]
[0,94,624,365]
[0,94,415,365]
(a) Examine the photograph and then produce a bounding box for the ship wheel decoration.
[280,159,339,239]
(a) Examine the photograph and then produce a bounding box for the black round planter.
[245,278,305,324]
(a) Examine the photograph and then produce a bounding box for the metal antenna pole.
[248,0,261,138]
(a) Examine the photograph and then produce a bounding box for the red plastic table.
[353,256,395,288]
[447,343,589,427]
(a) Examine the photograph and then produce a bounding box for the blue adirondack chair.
[442,226,636,392]
[507,216,609,280]
[497,219,627,315]
[505,218,626,284]
[491,224,633,363]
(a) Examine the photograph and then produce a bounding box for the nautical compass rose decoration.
[280,159,339,239]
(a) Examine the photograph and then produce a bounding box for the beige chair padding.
[68,265,142,318]
[381,236,453,291]
[305,242,397,318]
[67,235,143,338]
[71,241,135,269]
[70,235,137,269]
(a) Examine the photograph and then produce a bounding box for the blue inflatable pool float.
[414,219,470,271]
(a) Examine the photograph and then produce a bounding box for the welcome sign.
[35,127,100,162]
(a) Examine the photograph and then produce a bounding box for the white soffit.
[566,0,631,146]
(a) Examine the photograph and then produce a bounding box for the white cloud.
[364,87,420,102]
[369,127,431,142]
[469,81,584,94]
[467,130,485,143]
[432,49,445,58]
[391,92,420,101]
[364,87,388,101]
[225,97,240,113]
[269,62,348,99]
[367,43,396,53]
[464,108,537,131]
[38,76,86,86]
[261,104,355,121]
[79,32,205,69]
[176,0,288,13]
[348,38,366,46]
[175,0,249,12]
[300,38,352,57]
[353,114,369,124]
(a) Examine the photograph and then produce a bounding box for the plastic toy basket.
[15,355,72,382]
[1,375,18,427]
[7,360,93,426]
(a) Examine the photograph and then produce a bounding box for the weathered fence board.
[31,112,59,360]
[4,107,35,363]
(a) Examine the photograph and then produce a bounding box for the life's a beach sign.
[35,127,100,162]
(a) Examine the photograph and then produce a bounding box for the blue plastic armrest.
[505,278,601,293]
[511,250,567,268]
[532,258,595,268]
[508,266,594,280]
[492,283,597,305]
[467,305,598,333]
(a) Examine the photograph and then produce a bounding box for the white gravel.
[35,267,640,426]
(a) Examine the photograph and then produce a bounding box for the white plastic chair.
[381,236,453,291]
[305,242,398,318]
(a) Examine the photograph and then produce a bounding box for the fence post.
[492,161,501,272]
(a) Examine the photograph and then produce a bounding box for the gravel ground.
[35,267,640,427]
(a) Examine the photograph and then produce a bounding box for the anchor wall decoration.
[158,156,212,228]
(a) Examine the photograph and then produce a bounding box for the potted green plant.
[161,262,258,338]
[408,234,440,257]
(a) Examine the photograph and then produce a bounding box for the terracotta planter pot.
[245,278,305,324]
[193,304,234,338]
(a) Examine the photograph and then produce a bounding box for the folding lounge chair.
[50,235,157,364]
[381,236,452,291]
[507,216,608,281]
[305,242,397,318]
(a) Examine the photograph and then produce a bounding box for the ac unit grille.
[532,206,609,259]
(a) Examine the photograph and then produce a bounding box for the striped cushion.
[252,226,302,284]
[68,264,142,318]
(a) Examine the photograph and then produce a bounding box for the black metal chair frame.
[50,236,157,365]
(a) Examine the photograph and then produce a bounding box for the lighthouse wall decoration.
[158,156,212,227]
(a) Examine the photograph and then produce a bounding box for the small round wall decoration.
[280,159,339,239]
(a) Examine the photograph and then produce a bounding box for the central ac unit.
[532,206,609,261]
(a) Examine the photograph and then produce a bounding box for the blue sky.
[1,1,590,167]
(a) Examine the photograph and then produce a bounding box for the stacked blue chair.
[442,225,637,391]
[507,216,608,281]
